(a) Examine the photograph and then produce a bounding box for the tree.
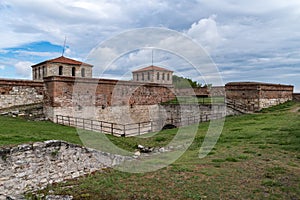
[172,75,204,88]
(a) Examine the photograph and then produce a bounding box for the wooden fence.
[56,113,224,137]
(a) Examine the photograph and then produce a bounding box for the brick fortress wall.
[0,79,44,110]
[43,76,176,122]
[225,82,293,112]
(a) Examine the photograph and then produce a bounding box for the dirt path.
[290,104,300,113]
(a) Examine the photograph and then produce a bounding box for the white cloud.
[15,50,59,57]
[0,65,5,70]
[14,61,34,78]
[186,15,222,53]
[0,0,300,90]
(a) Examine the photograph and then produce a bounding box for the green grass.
[0,116,82,147]
[1,102,299,199]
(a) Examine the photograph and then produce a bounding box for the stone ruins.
[0,56,297,198]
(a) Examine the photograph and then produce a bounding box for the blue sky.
[0,0,299,91]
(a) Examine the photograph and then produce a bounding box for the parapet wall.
[0,79,44,110]
[175,86,225,97]
[0,140,130,198]
[43,76,175,121]
[225,82,293,112]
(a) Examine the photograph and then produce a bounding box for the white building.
[132,65,173,84]
[31,56,93,80]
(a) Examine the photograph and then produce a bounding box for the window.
[148,72,150,80]
[157,72,160,80]
[59,66,63,75]
[81,68,85,77]
[142,73,144,81]
[136,74,139,81]
[167,73,170,81]
[42,66,46,77]
[38,67,41,79]
[162,73,165,80]
[72,67,76,76]
[34,68,37,79]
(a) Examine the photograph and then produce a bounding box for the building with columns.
[132,65,173,84]
[31,56,93,80]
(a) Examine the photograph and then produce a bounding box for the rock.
[45,195,73,200]
[137,144,153,153]
[0,140,134,196]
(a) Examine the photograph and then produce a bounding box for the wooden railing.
[56,113,225,137]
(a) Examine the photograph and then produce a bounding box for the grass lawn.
[1,101,299,199]
[0,116,82,147]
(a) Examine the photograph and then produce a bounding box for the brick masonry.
[43,76,176,121]
[0,79,44,110]
[175,86,225,97]
[225,82,294,112]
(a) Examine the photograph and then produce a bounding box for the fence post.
[83,118,85,129]
[75,117,77,127]
[91,120,93,131]
[138,123,141,135]
[100,121,102,133]
[56,115,58,124]
[68,116,70,126]
[123,124,126,137]
[111,123,114,135]
[150,121,153,132]
[206,114,208,121]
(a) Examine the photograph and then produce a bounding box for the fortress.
[0,56,296,135]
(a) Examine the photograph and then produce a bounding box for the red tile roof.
[132,65,173,72]
[31,56,93,67]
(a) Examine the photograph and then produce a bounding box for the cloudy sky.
[0,0,299,91]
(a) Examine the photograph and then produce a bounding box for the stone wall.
[159,104,227,127]
[43,76,175,121]
[0,79,44,110]
[225,82,293,112]
[0,140,130,198]
[209,86,225,97]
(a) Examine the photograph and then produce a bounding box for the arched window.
[81,68,85,77]
[72,67,76,76]
[167,73,170,81]
[157,72,160,80]
[162,73,165,80]
[59,66,63,75]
